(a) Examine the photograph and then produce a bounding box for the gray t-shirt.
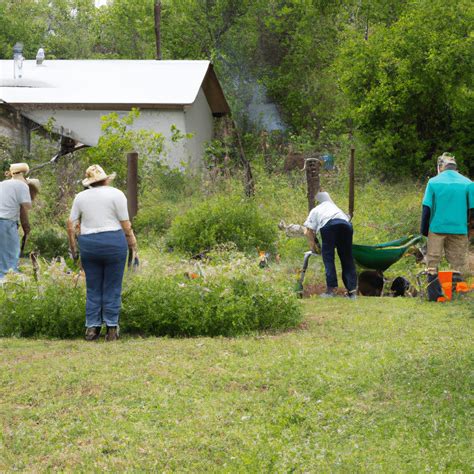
[69,186,129,235]
[0,179,31,222]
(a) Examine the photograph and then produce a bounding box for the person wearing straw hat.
[0,163,39,279]
[67,165,138,341]
[421,152,473,301]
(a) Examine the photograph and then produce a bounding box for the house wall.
[130,109,189,169]
[17,108,192,168]
[17,106,211,169]
[184,88,214,171]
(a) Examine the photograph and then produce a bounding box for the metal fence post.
[349,144,355,219]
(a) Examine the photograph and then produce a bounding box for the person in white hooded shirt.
[304,192,357,298]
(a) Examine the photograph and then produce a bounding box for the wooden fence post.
[305,156,320,212]
[127,152,138,221]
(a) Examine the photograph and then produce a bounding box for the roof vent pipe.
[13,42,24,79]
[36,48,45,65]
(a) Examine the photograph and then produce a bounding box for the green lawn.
[1,297,473,472]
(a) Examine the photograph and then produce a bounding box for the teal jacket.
[421,170,473,235]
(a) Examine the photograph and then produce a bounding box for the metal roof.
[0,60,230,115]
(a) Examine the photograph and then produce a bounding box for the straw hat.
[5,162,29,177]
[82,165,116,187]
[26,178,41,192]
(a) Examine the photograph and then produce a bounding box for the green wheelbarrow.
[294,234,423,297]
[352,234,424,272]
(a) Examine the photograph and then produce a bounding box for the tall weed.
[0,272,302,338]
[122,274,302,337]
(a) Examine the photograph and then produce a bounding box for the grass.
[2,171,472,470]
[1,296,472,472]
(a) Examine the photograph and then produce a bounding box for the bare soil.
[303,283,347,298]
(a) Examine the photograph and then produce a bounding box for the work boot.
[427,273,443,302]
[320,287,337,298]
[346,290,357,300]
[105,326,119,342]
[85,327,101,341]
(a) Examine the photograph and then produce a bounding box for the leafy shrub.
[167,195,277,255]
[133,204,173,236]
[0,281,85,338]
[0,273,302,338]
[121,274,302,337]
[28,228,69,259]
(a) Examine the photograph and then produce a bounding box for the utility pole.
[154,0,162,60]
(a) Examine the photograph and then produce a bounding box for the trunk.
[154,1,162,60]
[261,131,272,174]
[233,120,255,197]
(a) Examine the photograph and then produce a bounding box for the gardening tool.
[295,250,319,298]
[20,233,28,258]
[128,249,140,271]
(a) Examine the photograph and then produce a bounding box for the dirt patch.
[303,283,347,297]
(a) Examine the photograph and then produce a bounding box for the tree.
[337,0,474,177]
[0,0,49,59]
[94,0,156,58]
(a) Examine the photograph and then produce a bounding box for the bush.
[0,280,85,338]
[167,195,277,255]
[133,204,173,236]
[28,228,69,259]
[0,273,302,338]
[121,274,303,337]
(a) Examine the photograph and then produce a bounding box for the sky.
[95,0,108,6]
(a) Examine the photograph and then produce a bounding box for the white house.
[0,60,230,169]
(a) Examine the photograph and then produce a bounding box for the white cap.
[316,192,334,204]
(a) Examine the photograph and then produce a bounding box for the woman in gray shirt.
[67,165,138,341]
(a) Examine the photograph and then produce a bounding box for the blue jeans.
[320,219,357,292]
[78,230,128,328]
[0,219,20,278]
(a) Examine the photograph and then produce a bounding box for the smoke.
[216,54,286,133]
[247,82,286,132]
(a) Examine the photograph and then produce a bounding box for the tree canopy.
[0,0,472,177]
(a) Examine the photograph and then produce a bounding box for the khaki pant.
[426,232,469,275]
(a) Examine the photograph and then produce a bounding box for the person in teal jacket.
[420,152,473,300]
